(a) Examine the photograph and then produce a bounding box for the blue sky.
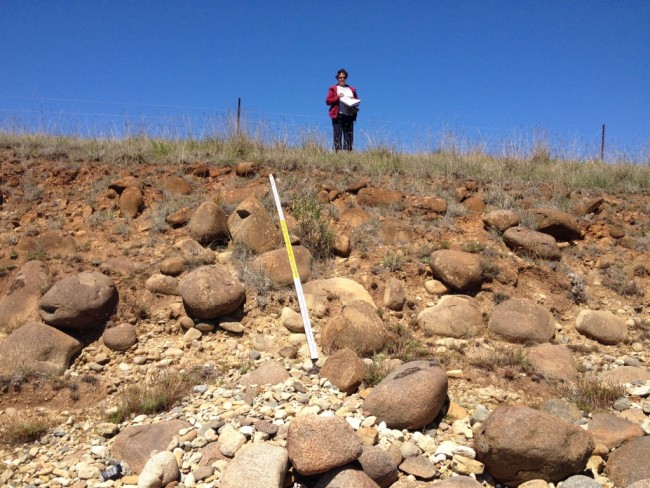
[1,1,649,160]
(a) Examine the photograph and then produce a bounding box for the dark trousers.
[332,114,354,151]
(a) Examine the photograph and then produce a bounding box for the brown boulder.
[119,186,144,218]
[488,298,556,344]
[0,321,82,376]
[408,196,447,216]
[315,467,381,488]
[606,436,650,488]
[461,195,485,212]
[39,271,118,330]
[429,250,483,291]
[178,265,245,320]
[287,415,363,476]
[251,246,312,286]
[357,187,404,207]
[383,277,406,311]
[482,210,520,232]
[321,347,367,394]
[16,229,77,259]
[321,300,388,356]
[364,360,448,430]
[528,207,583,241]
[358,446,399,488]
[103,323,137,351]
[0,260,49,333]
[188,201,229,246]
[239,360,290,386]
[503,226,561,260]
[227,196,281,254]
[110,420,191,474]
[588,413,645,455]
[162,175,192,195]
[474,406,594,486]
[526,343,578,382]
[600,366,650,385]
[339,207,373,228]
[417,295,483,338]
[575,309,627,345]
[166,207,193,227]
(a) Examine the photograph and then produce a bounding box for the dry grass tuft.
[0,411,56,445]
[107,366,218,423]
[560,376,626,413]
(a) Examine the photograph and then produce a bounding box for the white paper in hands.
[340,97,361,108]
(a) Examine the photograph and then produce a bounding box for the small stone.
[399,455,438,480]
[613,397,632,411]
[183,328,202,343]
[219,321,245,334]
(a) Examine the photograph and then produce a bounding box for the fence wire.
[0,96,646,163]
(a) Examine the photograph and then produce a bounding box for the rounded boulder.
[39,271,118,330]
[178,265,245,320]
[474,405,594,486]
[488,298,556,344]
[364,360,448,430]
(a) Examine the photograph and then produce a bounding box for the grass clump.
[0,411,55,445]
[381,323,430,363]
[290,194,334,260]
[469,345,533,379]
[561,376,626,413]
[107,367,218,423]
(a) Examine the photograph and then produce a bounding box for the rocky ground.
[0,144,649,488]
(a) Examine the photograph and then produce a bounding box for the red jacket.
[326,84,358,120]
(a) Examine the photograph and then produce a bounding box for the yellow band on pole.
[269,174,319,362]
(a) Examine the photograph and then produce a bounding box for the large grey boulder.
[39,271,118,330]
[287,415,363,476]
[503,226,561,260]
[417,295,483,338]
[488,298,556,344]
[0,260,49,333]
[429,250,483,291]
[321,300,388,356]
[474,406,594,486]
[220,442,289,488]
[178,265,245,320]
[0,321,82,376]
[364,360,448,430]
[188,200,229,246]
[227,196,281,254]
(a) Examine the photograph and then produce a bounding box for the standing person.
[326,69,359,151]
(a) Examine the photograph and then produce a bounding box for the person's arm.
[326,86,340,105]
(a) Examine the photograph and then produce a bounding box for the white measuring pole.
[269,174,319,362]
